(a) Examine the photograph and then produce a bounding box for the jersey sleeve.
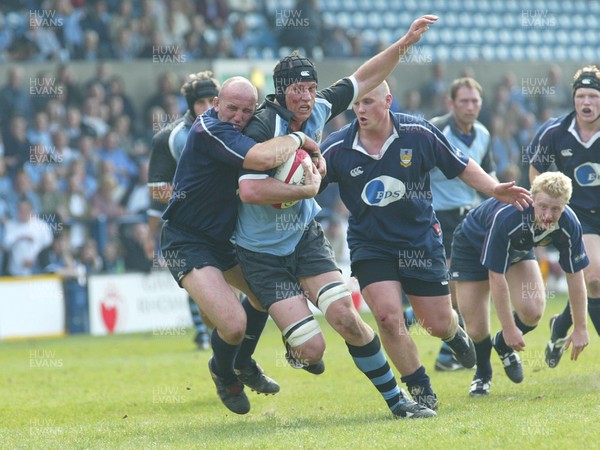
[318,77,358,122]
[555,211,590,273]
[148,126,177,184]
[526,119,556,172]
[196,115,257,168]
[480,208,514,273]
[321,132,342,185]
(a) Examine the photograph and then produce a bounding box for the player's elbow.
[238,182,262,205]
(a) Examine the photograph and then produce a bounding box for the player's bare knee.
[292,339,325,364]
[374,310,404,336]
[586,275,600,298]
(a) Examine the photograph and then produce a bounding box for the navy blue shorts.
[450,225,534,281]
[236,220,339,310]
[571,206,600,235]
[351,258,450,296]
[161,221,237,286]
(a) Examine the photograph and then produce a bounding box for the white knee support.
[283,316,322,347]
[316,281,351,315]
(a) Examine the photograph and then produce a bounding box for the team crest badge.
[400,148,412,167]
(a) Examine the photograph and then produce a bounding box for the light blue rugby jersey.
[236,77,358,256]
[429,113,494,211]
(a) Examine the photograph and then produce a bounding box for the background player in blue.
[320,82,532,409]
[451,172,589,396]
[235,16,440,419]
[528,65,600,368]
[409,77,496,371]
[147,71,219,351]
[161,77,321,414]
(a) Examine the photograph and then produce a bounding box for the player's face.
[574,87,600,125]
[450,86,482,130]
[353,89,391,132]
[532,192,566,230]
[214,87,256,131]
[193,97,214,116]
[285,82,317,125]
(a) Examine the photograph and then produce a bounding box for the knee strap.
[317,281,350,315]
[282,316,322,347]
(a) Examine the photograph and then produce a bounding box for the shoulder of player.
[429,112,451,130]
[322,122,356,157]
[559,205,582,231]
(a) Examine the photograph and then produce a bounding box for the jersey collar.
[348,112,399,159]
[567,114,600,148]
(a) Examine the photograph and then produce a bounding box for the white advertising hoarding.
[0,275,65,339]
[88,271,191,336]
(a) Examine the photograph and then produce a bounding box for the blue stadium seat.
[480,45,496,61]
[352,11,366,29]
[335,11,352,29]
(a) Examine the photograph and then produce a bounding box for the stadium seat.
[352,11,366,29]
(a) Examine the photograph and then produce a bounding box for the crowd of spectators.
[0,0,377,63]
[0,1,577,284]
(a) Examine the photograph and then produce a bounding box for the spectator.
[121,223,152,272]
[39,170,68,223]
[323,27,352,58]
[80,0,112,58]
[2,115,31,174]
[0,11,15,63]
[276,0,322,58]
[0,66,31,125]
[78,237,103,274]
[37,232,80,278]
[196,0,229,29]
[27,110,53,149]
[26,15,63,61]
[98,131,137,186]
[421,62,448,118]
[399,89,425,118]
[107,75,137,128]
[91,173,125,221]
[55,0,85,58]
[22,144,56,189]
[64,171,91,249]
[490,115,522,183]
[124,159,150,214]
[3,198,53,276]
[0,157,11,199]
[101,239,125,273]
[81,97,109,138]
[8,170,42,218]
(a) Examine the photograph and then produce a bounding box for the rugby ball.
[272,148,311,209]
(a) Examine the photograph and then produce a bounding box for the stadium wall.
[0,59,588,113]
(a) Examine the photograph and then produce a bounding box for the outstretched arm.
[353,15,438,99]
[458,158,532,210]
[564,271,589,361]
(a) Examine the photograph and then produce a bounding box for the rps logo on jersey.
[574,162,600,187]
[361,176,406,207]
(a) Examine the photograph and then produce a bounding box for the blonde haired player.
[450,171,589,396]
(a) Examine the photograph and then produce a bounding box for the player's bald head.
[364,81,391,101]
[220,76,258,102]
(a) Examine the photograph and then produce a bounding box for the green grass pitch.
[2,295,599,449]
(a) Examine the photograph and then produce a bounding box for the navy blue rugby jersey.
[321,112,469,261]
[528,111,600,211]
[459,197,589,274]
[162,108,256,242]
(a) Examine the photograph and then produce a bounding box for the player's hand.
[503,326,526,352]
[564,327,589,361]
[301,137,327,177]
[401,15,439,49]
[492,181,533,211]
[301,158,322,198]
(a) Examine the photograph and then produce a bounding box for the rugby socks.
[493,311,537,355]
[552,301,573,339]
[345,334,403,411]
[234,296,269,370]
[400,365,436,402]
[438,309,465,359]
[587,297,600,336]
[210,329,240,383]
[474,336,493,378]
